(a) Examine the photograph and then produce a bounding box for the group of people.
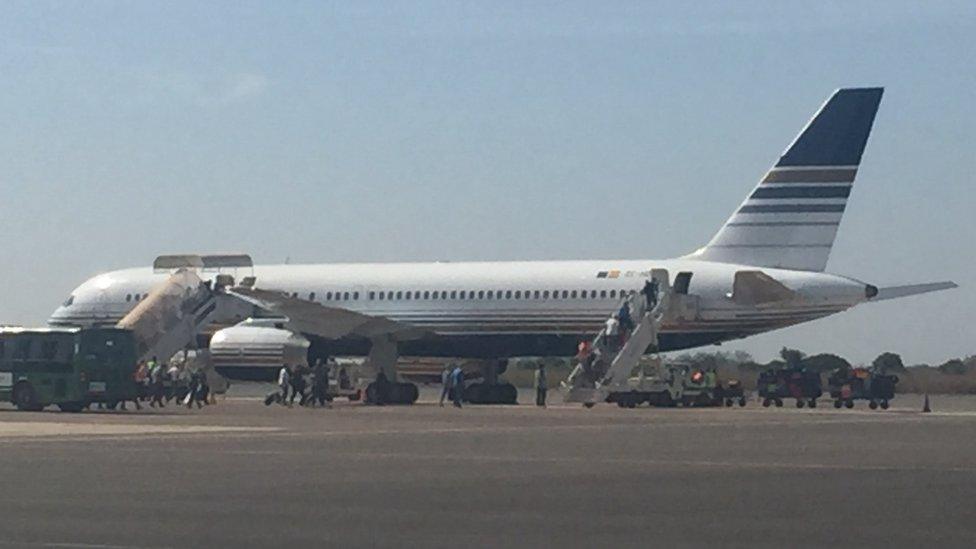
[268,357,347,408]
[117,356,211,411]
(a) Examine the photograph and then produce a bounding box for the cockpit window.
[62,295,75,307]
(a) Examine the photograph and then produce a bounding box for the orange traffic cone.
[922,394,931,413]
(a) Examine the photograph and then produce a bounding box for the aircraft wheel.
[775,399,783,408]
[844,400,854,409]
[833,399,842,409]
[881,400,890,410]
[583,402,595,409]
[762,399,770,408]
[738,397,747,407]
[869,400,878,410]
[809,399,817,409]
[796,399,804,409]
[57,402,85,413]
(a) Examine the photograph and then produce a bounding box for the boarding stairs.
[562,269,671,406]
[116,257,255,363]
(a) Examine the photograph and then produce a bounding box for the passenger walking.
[185,369,206,409]
[618,302,634,333]
[450,365,464,408]
[310,359,331,408]
[604,314,620,351]
[289,364,307,406]
[439,364,453,407]
[149,361,166,408]
[642,279,659,310]
[535,364,548,407]
[278,364,291,406]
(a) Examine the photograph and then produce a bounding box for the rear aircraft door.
[670,271,700,322]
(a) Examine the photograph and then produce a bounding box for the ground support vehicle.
[717,379,747,407]
[757,368,823,408]
[0,327,138,412]
[828,368,898,409]
[607,362,741,408]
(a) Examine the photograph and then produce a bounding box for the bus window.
[14,338,31,360]
[41,340,59,360]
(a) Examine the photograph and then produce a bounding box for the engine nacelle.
[210,319,309,381]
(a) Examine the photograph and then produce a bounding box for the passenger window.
[309,292,316,301]
[570,290,577,298]
[477,291,484,299]
[600,290,607,298]
[396,291,402,300]
[423,291,430,299]
[125,294,132,302]
[534,290,541,299]
[514,290,521,299]
[543,290,549,299]
[486,290,493,299]
[610,290,617,298]
[353,292,359,300]
[450,290,457,299]
[674,272,693,295]
[459,291,465,299]
[562,290,569,298]
[326,292,333,300]
[369,292,375,300]
[379,292,385,300]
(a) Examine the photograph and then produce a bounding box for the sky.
[0,1,973,365]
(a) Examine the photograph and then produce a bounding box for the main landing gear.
[363,334,419,405]
[463,359,518,405]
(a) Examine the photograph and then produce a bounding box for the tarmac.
[0,388,975,549]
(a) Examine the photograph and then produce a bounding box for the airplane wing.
[871,281,958,302]
[226,287,429,340]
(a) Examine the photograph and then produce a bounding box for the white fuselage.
[48,258,870,358]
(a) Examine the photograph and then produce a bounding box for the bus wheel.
[58,402,84,413]
[13,382,42,411]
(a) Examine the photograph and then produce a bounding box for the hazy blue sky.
[1,1,973,365]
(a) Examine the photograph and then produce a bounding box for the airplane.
[48,87,957,403]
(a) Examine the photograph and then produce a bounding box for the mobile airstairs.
[115,255,255,364]
[562,269,672,407]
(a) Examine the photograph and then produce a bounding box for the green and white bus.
[0,327,139,412]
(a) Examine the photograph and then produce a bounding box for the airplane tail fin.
[692,87,884,272]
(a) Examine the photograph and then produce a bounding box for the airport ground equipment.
[117,265,253,365]
[562,270,671,407]
[757,367,823,408]
[0,327,138,412]
[827,367,898,409]
[607,359,747,408]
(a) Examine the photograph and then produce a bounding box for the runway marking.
[324,451,976,474]
[0,542,172,549]
[0,422,279,439]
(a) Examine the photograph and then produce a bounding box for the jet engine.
[209,319,309,381]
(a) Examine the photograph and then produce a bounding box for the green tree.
[802,353,851,373]
[938,359,968,375]
[871,352,905,372]
[779,347,805,368]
